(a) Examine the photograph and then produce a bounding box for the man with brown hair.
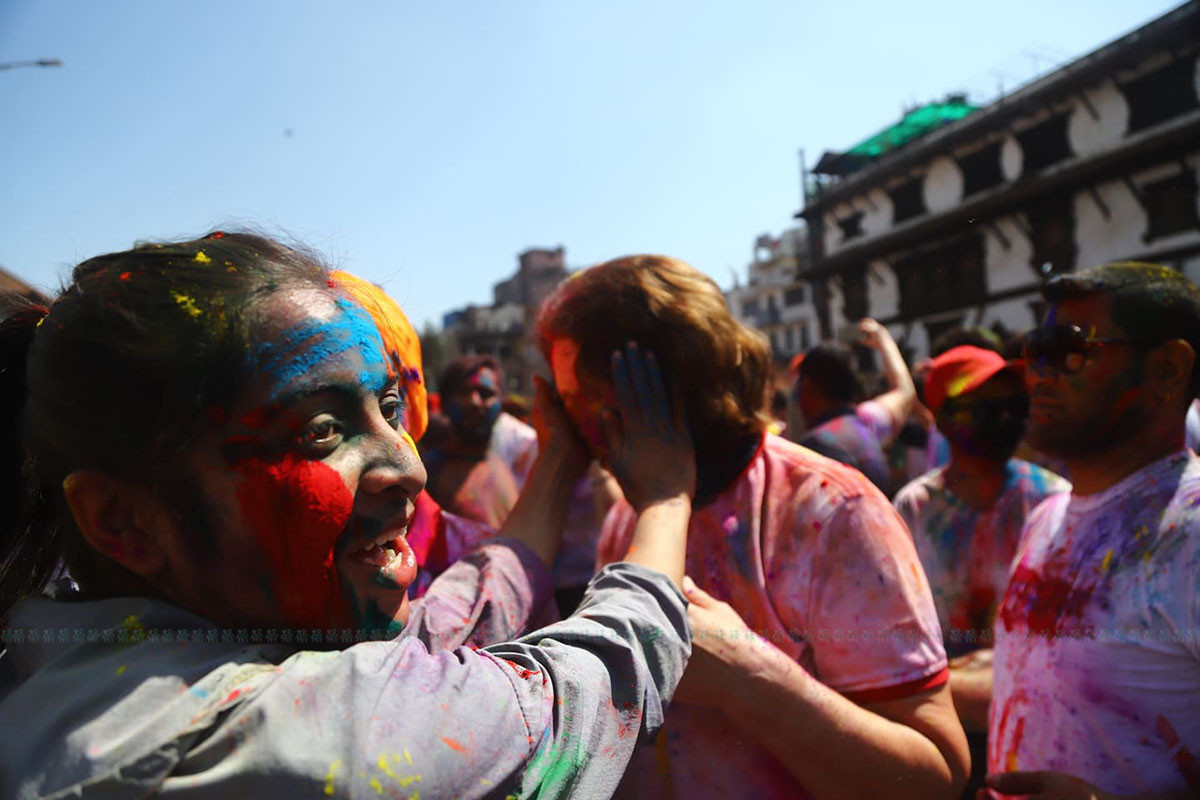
[539,254,969,800]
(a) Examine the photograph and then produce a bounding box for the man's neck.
[943,449,1010,510]
[1063,428,1185,495]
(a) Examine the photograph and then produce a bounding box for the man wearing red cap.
[894,345,1069,793]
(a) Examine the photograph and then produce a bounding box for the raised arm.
[495,376,590,567]
[860,317,916,434]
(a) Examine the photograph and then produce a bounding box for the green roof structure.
[814,98,980,176]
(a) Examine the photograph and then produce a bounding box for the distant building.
[442,247,570,395]
[798,1,1200,358]
[726,227,818,361]
[0,265,51,303]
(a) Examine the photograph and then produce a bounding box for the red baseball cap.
[924,345,1022,414]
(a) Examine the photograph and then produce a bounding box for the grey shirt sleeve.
[159,561,689,799]
[404,537,560,652]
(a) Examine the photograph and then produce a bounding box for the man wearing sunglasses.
[985,262,1200,800]
[895,345,1070,796]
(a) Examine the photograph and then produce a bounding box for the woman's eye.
[299,416,343,450]
[380,397,404,429]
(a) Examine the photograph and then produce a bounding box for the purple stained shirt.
[990,450,1200,796]
[798,399,898,493]
[0,539,689,799]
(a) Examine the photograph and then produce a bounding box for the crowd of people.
[0,233,1196,799]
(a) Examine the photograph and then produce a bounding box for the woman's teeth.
[354,529,406,555]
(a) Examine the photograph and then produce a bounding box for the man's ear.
[1148,339,1196,406]
[61,470,167,577]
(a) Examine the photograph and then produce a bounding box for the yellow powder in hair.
[193,251,212,264]
[172,292,204,319]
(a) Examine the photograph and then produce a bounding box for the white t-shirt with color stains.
[990,450,1200,796]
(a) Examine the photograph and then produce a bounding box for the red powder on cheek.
[234,454,354,628]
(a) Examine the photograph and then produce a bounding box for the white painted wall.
[1000,133,1023,181]
[1074,179,1146,268]
[826,278,845,333]
[1183,254,1200,286]
[984,216,1038,293]
[867,259,900,319]
[862,188,894,240]
[1068,79,1130,157]
[900,320,929,359]
[924,156,963,214]
[979,296,1039,338]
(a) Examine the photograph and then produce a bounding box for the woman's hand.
[531,374,590,484]
[602,343,695,511]
[858,317,887,349]
[674,576,794,712]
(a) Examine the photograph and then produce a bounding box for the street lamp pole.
[0,58,63,71]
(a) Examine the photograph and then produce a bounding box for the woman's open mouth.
[338,516,419,591]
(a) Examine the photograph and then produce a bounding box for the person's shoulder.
[492,412,537,445]
[1162,451,1200,530]
[1011,459,1071,497]
[893,468,943,511]
[764,434,885,503]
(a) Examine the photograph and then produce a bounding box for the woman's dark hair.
[0,232,329,616]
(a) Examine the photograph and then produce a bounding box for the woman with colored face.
[0,233,694,798]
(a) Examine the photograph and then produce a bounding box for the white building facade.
[726,227,819,361]
[800,2,1200,358]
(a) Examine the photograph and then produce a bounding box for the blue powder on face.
[253,296,389,397]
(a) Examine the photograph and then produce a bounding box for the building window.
[1143,171,1200,241]
[895,235,987,319]
[784,284,807,306]
[842,265,869,321]
[837,212,865,241]
[1122,57,1200,133]
[765,295,781,325]
[742,299,760,320]
[1017,113,1072,175]
[889,177,926,224]
[1028,194,1076,276]
[958,141,1004,197]
[784,326,795,353]
[800,322,811,350]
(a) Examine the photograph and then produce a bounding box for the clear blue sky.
[0,0,1182,330]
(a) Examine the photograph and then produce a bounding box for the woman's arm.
[495,376,590,567]
[679,579,969,800]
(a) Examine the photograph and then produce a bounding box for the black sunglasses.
[1021,324,1154,374]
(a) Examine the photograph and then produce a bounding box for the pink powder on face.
[234,454,354,628]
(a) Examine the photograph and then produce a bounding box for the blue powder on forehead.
[252,296,389,394]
